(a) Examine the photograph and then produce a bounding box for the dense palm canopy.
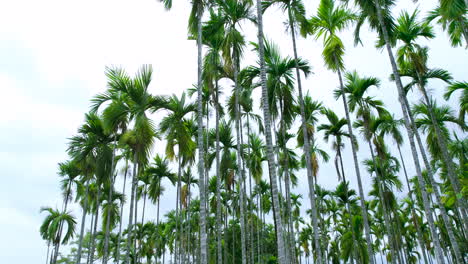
[39,1,467,264]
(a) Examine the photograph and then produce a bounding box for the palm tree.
[215,1,257,262]
[336,70,404,263]
[246,38,310,261]
[346,0,448,261]
[91,65,164,264]
[425,0,468,47]
[302,0,376,261]
[146,155,176,227]
[377,114,430,264]
[159,92,196,263]
[201,12,226,262]
[40,207,77,264]
[444,81,468,124]
[263,0,325,261]
[395,10,468,242]
[191,0,209,262]
[254,0,288,262]
[317,108,364,263]
[67,112,114,264]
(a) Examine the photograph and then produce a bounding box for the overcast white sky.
[0,0,466,263]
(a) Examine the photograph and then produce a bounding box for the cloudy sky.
[0,0,466,263]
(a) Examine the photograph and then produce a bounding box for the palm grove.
[39,0,467,264]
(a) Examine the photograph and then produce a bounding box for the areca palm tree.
[395,10,468,241]
[425,0,468,47]
[336,70,405,264]
[302,1,378,262]
[215,1,257,262]
[67,112,115,264]
[159,92,196,263]
[90,65,164,264]
[254,0,290,261]
[444,81,468,124]
[263,0,328,261]
[160,1,211,262]
[344,0,449,261]
[377,113,430,264]
[40,207,77,264]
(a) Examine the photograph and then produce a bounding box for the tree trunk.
[213,79,223,264]
[46,241,51,264]
[196,6,208,264]
[336,64,375,264]
[175,155,182,264]
[247,116,256,264]
[287,6,322,264]
[366,140,398,264]
[372,1,445,263]
[233,49,248,264]
[88,188,101,264]
[86,210,95,264]
[279,99,296,264]
[125,156,138,264]
[337,147,358,264]
[397,145,429,264]
[51,180,72,264]
[102,138,117,264]
[416,74,468,234]
[255,1,288,263]
[402,95,464,264]
[115,161,128,264]
[75,179,90,264]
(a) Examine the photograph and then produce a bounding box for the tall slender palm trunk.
[214,80,223,264]
[233,51,248,264]
[255,1,288,263]
[397,145,429,264]
[125,156,138,264]
[86,209,95,264]
[415,75,468,233]
[51,181,72,264]
[115,162,128,264]
[401,95,464,264]
[279,100,297,264]
[75,179,90,264]
[246,116,255,264]
[367,140,398,264]
[102,138,117,264]
[336,148,358,264]
[88,188,101,264]
[371,1,446,263]
[287,7,322,264]
[175,155,182,264]
[196,6,208,264]
[336,64,375,264]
